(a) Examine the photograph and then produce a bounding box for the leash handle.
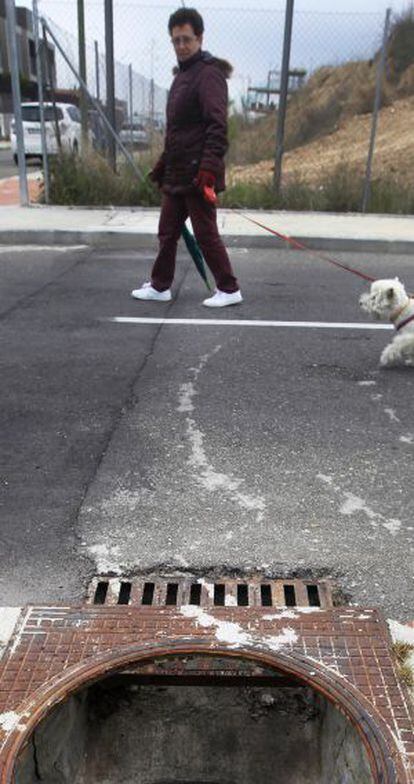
[204,185,218,206]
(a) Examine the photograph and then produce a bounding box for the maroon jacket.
[157,50,232,195]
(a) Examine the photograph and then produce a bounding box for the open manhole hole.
[14,652,375,783]
[87,576,335,609]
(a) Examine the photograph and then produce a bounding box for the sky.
[24,0,413,113]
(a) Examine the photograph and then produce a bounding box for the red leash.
[233,210,376,284]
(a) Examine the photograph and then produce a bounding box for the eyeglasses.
[171,34,197,47]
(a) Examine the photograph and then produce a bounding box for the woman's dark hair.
[168,7,204,36]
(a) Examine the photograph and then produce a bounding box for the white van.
[10,102,82,163]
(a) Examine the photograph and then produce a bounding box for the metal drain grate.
[87,577,334,609]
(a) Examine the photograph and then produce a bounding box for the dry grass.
[228,96,414,191]
[392,641,414,688]
[228,10,414,171]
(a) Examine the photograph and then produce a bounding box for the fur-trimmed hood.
[173,50,233,78]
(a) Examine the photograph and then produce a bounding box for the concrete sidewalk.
[0,203,414,253]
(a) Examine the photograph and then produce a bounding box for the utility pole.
[104,0,116,169]
[5,0,29,205]
[274,0,294,193]
[77,0,88,150]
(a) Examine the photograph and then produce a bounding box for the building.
[0,0,55,137]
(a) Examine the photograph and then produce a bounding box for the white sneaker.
[202,289,243,308]
[131,282,172,302]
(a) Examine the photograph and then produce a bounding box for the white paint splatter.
[88,543,121,573]
[0,609,22,660]
[98,488,154,516]
[263,607,323,620]
[197,578,215,600]
[180,606,250,646]
[317,476,402,536]
[339,493,379,524]
[108,579,121,599]
[180,606,297,651]
[384,407,401,423]
[317,473,333,485]
[173,554,190,568]
[388,619,414,646]
[265,629,299,648]
[389,730,412,761]
[178,347,266,523]
[382,519,402,535]
[399,434,414,444]
[177,382,196,413]
[0,712,24,733]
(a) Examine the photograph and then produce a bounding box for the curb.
[1,229,414,254]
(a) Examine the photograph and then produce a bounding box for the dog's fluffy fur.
[360,278,414,367]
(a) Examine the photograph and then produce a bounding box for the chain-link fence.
[37,2,387,113]
[4,0,412,209]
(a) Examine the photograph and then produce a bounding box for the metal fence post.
[104,0,116,170]
[42,23,61,150]
[5,0,29,205]
[128,63,133,150]
[77,0,88,150]
[361,7,392,213]
[274,0,294,194]
[41,19,144,181]
[32,0,49,203]
[94,41,100,101]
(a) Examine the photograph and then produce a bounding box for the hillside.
[228,95,414,187]
[228,10,414,189]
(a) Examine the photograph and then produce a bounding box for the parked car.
[119,121,149,148]
[11,102,82,163]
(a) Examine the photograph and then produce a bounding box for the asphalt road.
[0,148,40,179]
[0,148,16,179]
[1,244,413,620]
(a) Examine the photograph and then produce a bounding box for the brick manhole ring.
[0,579,413,783]
[88,575,335,609]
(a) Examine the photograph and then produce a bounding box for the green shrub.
[222,165,414,214]
[44,153,414,214]
[45,151,161,207]
[388,8,414,77]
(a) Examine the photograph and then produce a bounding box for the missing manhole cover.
[87,576,334,609]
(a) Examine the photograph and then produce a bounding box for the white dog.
[359,278,414,367]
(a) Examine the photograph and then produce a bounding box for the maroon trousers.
[151,192,239,293]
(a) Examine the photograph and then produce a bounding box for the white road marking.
[0,245,88,253]
[111,317,393,330]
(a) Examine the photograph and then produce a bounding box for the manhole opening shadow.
[13,650,382,784]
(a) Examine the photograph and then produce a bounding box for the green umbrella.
[181,224,213,292]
